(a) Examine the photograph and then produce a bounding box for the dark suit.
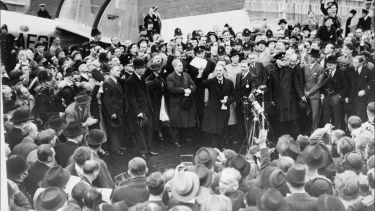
[316,25,337,44]
[24,160,50,196]
[111,177,149,207]
[321,69,348,129]
[127,73,153,154]
[197,77,234,148]
[234,71,256,141]
[54,141,80,167]
[102,77,128,152]
[249,62,268,88]
[5,127,26,151]
[304,62,325,131]
[285,193,318,211]
[269,64,302,138]
[350,65,372,121]
[357,16,372,31]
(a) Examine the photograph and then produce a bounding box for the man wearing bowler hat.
[302,48,325,132]
[127,58,158,157]
[54,121,85,167]
[102,65,128,155]
[6,108,34,150]
[65,92,98,134]
[320,55,348,130]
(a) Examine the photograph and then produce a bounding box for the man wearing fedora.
[54,121,86,167]
[285,164,319,211]
[303,48,325,132]
[168,171,200,211]
[102,65,128,155]
[320,55,348,130]
[127,58,158,157]
[44,114,68,143]
[6,108,34,150]
[65,91,98,134]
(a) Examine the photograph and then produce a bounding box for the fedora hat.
[230,49,240,58]
[278,19,287,25]
[133,58,146,69]
[149,60,163,71]
[86,129,106,145]
[188,163,212,188]
[305,177,333,197]
[6,155,27,179]
[44,115,67,131]
[10,108,34,124]
[260,188,289,211]
[63,121,86,138]
[75,92,91,105]
[42,165,70,188]
[302,142,331,169]
[171,171,200,202]
[308,49,320,58]
[269,169,290,196]
[326,55,338,64]
[36,187,67,211]
[286,164,306,185]
[195,147,217,169]
[227,154,250,178]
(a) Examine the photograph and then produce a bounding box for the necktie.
[356,68,360,75]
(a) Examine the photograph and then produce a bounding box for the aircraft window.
[58,0,104,26]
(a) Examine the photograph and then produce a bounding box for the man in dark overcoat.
[127,58,158,157]
[196,65,234,149]
[102,66,128,155]
[166,59,197,147]
[269,52,303,139]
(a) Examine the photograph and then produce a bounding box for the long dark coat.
[146,72,168,131]
[268,64,302,122]
[198,77,234,134]
[166,71,196,128]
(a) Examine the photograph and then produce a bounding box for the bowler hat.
[302,142,331,169]
[44,115,67,131]
[305,177,333,197]
[362,9,369,14]
[4,100,20,113]
[243,28,251,37]
[6,155,27,179]
[36,187,67,211]
[230,49,240,58]
[218,45,225,55]
[1,24,8,31]
[302,25,311,32]
[175,28,182,36]
[188,163,212,188]
[195,147,217,169]
[42,165,71,188]
[91,28,101,37]
[171,171,200,202]
[86,129,106,145]
[10,108,34,124]
[227,154,250,178]
[63,121,86,138]
[308,49,320,58]
[325,55,338,64]
[260,188,289,211]
[286,164,306,185]
[256,39,268,46]
[278,19,287,25]
[133,58,146,68]
[273,52,286,60]
[75,92,91,105]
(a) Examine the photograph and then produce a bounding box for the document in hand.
[189,57,207,69]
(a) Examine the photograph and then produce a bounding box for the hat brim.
[63,127,86,138]
[35,188,67,211]
[86,134,107,145]
[42,170,70,188]
[44,121,67,131]
[11,115,34,124]
[171,172,200,203]
[76,96,92,105]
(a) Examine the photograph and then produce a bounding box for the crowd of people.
[2,0,375,210]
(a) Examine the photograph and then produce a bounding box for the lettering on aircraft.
[17,33,56,49]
